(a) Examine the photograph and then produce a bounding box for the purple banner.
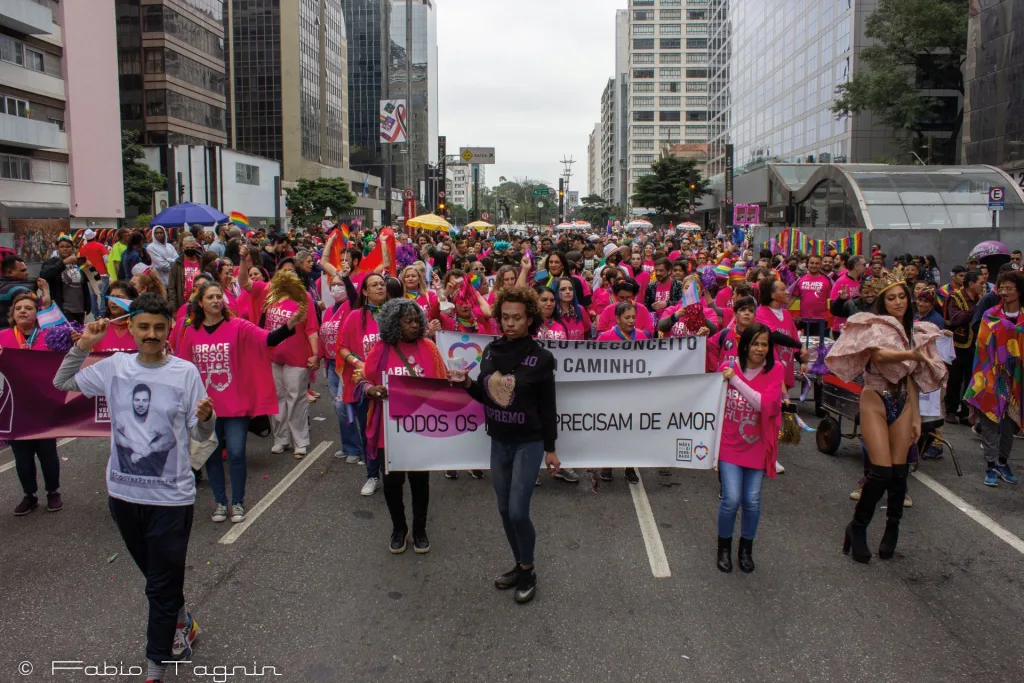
[0,348,111,440]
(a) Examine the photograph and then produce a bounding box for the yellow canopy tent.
[406,213,452,231]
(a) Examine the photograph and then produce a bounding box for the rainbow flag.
[229,211,249,229]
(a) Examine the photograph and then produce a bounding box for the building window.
[660,67,681,77]
[686,95,707,106]
[633,69,655,79]
[633,111,655,122]
[660,9,682,19]
[685,68,708,78]
[0,35,23,66]
[687,9,707,19]
[686,53,708,64]
[633,10,654,20]
[660,111,681,121]
[659,126,681,138]
[633,38,655,49]
[235,162,260,185]
[633,139,656,150]
[631,168,651,179]
[0,154,31,181]
[633,125,655,135]
[659,82,681,93]
[660,53,681,64]
[145,89,225,131]
[633,82,655,92]
[633,24,654,35]
[686,24,708,35]
[633,96,655,107]
[0,97,30,118]
[685,125,708,135]
[25,48,44,72]
[659,24,681,35]
[686,38,708,49]
[144,48,225,95]
[48,117,64,131]
[660,0,681,4]
[660,38,681,49]
[633,53,655,65]
[686,110,708,121]
[633,154,655,164]
[660,96,681,107]
[686,81,708,92]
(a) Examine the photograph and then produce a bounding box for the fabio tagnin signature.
[24,660,282,681]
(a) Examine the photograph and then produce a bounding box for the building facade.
[0,0,124,268]
[342,0,390,179]
[626,0,711,204]
[115,0,228,147]
[587,122,599,197]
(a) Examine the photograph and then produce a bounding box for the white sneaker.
[360,477,380,496]
[230,504,245,523]
[345,454,361,464]
[294,446,308,459]
[211,504,227,523]
[271,444,288,455]
[775,461,786,474]
[333,450,344,459]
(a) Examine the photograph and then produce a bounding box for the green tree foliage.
[122,129,166,216]
[133,213,153,229]
[831,0,967,164]
[447,203,469,225]
[630,156,708,223]
[284,177,358,230]
[488,177,561,225]
[576,194,612,228]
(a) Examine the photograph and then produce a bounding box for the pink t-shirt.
[661,303,719,337]
[178,317,277,418]
[558,306,592,340]
[707,326,740,371]
[755,305,800,388]
[182,258,201,299]
[596,327,651,341]
[319,300,352,360]
[829,273,861,331]
[791,274,832,320]
[93,324,136,352]
[715,286,733,309]
[596,300,655,336]
[410,290,440,322]
[591,286,613,318]
[642,260,655,274]
[649,279,675,319]
[718,359,784,477]
[337,308,380,403]
[0,327,48,349]
[535,318,569,340]
[263,294,318,367]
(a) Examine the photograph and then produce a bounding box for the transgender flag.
[681,280,701,307]
[36,303,67,329]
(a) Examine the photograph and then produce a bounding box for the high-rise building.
[229,0,348,182]
[1,0,124,267]
[625,0,710,204]
[115,0,228,146]
[600,77,617,205]
[387,0,438,199]
[613,9,630,208]
[587,122,600,197]
[342,0,391,178]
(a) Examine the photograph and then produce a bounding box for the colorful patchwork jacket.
[964,305,1024,427]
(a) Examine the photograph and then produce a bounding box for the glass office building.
[342,0,391,176]
[232,0,282,161]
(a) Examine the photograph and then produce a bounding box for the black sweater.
[466,336,558,452]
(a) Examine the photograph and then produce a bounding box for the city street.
[2,389,1022,683]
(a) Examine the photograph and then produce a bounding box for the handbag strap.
[390,343,420,377]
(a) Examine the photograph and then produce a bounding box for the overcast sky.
[436,0,624,192]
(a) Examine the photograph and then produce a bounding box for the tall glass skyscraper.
[342,0,391,177]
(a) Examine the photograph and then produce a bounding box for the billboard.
[459,147,496,164]
[380,99,408,144]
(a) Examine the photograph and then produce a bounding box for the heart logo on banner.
[694,443,709,461]
[485,371,516,408]
[447,336,483,371]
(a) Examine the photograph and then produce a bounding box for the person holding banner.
[716,323,785,573]
[597,301,650,342]
[826,268,946,563]
[451,285,560,605]
[2,292,63,515]
[178,280,305,524]
[358,299,448,554]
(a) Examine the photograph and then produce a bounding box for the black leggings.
[10,439,60,496]
[383,465,430,534]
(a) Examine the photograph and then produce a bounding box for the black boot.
[738,538,755,573]
[842,464,891,563]
[879,464,908,559]
[717,536,733,573]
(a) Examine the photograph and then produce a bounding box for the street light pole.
[537,200,544,227]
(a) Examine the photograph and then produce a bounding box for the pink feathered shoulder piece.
[824,313,947,392]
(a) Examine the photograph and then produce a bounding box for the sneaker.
[230,504,245,523]
[624,468,639,484]
[535,475,541,487]
[995,463,1019,484]
[598,468,613,482]
[390,528,408,554]
[494,564,522,590]
[45,491,63,512]
[294,446,307,459]
[775,461,786,474]
[270,444,288,455]
[468,470,484,479]
[944,413,960,425]
[361,477,380,496]
[14,495,38,516]
[172,612,199,660]
[211,504,228,523]
[445,470,458,480]
[553,468,580,484]
[514,569,537,604]
[333,450,345,459]
[984,468,999,487]
[904,493,913,508]
[849,488,862,501]
[413,531,430,554]
[921,446,944,461]
[345,454,361,464]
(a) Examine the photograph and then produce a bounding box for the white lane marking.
[628,471,671,578]
[218,441,332,545]
[913,471,1024,555]
[0,438,77,473]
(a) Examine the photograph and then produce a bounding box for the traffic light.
[438,200,446,213]
[558,177,565,223]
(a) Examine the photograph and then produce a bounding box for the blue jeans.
[717,461,764,540]
[490,439,545,566]
[326,360,364,457]
[206,417,249,506]
[340,397,372,477]
[90,275,109,320]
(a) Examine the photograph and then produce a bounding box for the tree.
[630,155,708,223]
[576,194,612,228]
[831,0,967,164]
[122,129,165,217]
[133,213,152,229]
[284,177,358,230]
[447,203,469,225]
[486,177,561,225]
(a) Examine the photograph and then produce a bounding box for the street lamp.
[536,201,544,227]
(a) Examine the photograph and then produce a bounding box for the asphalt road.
[1,385,1022,683]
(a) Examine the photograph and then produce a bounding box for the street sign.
[438,190,446,199]
[403,188,414,200]
[481,212,490,221]
[403,197,416,222]
[689,204,696,216]
[459,147,496,164]
[989,186,1005,211]
[534,187,549,196]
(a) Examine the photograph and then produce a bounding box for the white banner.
[435,332,706,381]
[383,373,727,471]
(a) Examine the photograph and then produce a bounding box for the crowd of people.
[0,217,1019,682]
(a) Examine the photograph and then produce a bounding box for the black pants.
[108,497,193,664]
[944,346,974,417]
[383,470,429,534]
[11,439,59,496]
